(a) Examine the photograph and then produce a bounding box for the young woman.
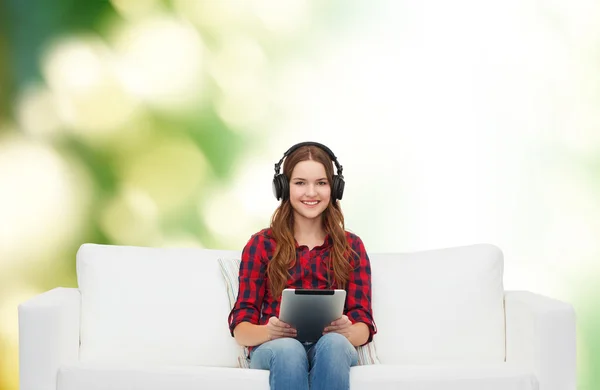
[228,142,376,390]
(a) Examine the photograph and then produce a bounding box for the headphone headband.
[273,141,343,176]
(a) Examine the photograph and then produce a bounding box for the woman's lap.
[249,333,358,390]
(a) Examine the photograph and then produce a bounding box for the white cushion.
[56,362,535,390]
[370,244,505,364]
[76,244,242,367]
[350,364,537,390]
[217,257,251,368]
[57,362,269,390]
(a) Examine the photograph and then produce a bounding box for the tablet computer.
[279,288,346,343]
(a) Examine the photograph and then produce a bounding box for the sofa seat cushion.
[57,362,536,390]
[57,363,269,390]
[350,364,538,390]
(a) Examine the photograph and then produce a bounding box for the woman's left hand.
[323,315,353,338]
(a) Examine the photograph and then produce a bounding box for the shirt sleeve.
[228,233,268,336]
[344,234,377,344]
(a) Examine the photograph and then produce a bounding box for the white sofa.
[18,243,576,390]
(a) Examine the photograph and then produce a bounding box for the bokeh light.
[16,85,62,138]
[99,185,161,246]
[210,35,271,130]
[0,135,90,271]
[118,137,209,213]
[112,16,205,112]
[110,0,164,20]
[42,36,139,136]
[250,0,311,36]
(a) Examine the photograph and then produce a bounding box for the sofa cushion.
[217,257,380,366]
[57,362,536,390]
[58,362,269,390]
[349,364,537,390]
[76,244,242,367]
[370,244,505,364]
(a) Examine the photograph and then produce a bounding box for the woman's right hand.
[266,316,297,340]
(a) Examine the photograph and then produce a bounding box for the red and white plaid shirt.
[228,228,376,351]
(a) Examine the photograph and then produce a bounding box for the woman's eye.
[318,181,327,186]
[294,182,304,185]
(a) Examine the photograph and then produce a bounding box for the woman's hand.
[323,315,353,338]
[266,316,297,340]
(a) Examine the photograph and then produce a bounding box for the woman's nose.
[306,184,317,196]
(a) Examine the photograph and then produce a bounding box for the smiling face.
[288,159,331,224]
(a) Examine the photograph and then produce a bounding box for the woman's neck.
[293,218,326,248]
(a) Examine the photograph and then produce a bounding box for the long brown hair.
[267,145,354,298]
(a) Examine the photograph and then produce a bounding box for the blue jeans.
[249,333,358,390]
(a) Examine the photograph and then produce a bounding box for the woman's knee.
[315,333,357,363]
[267,337,307,356]
[250,338,308,369]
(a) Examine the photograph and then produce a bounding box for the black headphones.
[272,141,345,202]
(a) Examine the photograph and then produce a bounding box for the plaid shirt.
[228,228,377,351]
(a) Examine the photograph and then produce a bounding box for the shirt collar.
[294,234,333,250]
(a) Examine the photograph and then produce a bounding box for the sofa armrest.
[504,290,576,390]
[19,287,81,390]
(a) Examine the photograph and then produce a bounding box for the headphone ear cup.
[273,174,289,201]
[332,175,345,201]
[279,175,289,201]
[272,177,280,200]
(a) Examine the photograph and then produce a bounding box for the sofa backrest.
[77,244,242,367]
[76,242,505,367]
[370,244,505,364]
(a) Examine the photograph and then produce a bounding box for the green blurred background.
[1,1,598,389]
